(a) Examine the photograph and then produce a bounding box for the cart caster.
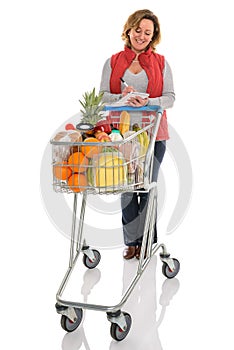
[162,258,180,279]
[108,311,132,341]
[60,307,83,332]
[83,249,101,269]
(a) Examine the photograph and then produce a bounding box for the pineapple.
[79,87,105,126]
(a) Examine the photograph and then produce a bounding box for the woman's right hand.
[122,85,136,96]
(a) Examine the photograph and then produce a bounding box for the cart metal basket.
[51,106,180,341]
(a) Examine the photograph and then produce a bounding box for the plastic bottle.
[109,129,123,142]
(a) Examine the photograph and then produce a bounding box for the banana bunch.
[132,123,150,156]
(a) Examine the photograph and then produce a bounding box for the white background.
[1,0,234,349]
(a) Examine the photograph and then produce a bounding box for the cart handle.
[103,105,163,113]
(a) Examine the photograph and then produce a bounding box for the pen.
[120,77,128,88]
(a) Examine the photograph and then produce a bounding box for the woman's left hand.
[127,95,148,107]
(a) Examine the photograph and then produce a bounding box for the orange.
[53,161,72,180]
[81,137,101,158]
[68,151,89,172]
[68,173,88,192]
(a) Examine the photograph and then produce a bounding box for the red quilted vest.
[110,46,169,140]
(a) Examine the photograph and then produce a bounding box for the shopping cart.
[51,105,180,341]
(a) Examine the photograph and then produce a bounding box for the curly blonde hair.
[121,9,161,52]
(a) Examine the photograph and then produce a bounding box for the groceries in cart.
[51,89,156,194]
[51,112,155,194]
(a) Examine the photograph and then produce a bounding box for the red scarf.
[110,46,169,140]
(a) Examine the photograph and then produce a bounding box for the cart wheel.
[83,249,101,269]
[61,308,83,332]
[162,258,180,279]
[110,312,132,341]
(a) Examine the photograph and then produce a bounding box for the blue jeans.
[121,141,166,246]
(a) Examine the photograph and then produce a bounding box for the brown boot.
[123,246,136,260]
[135,245,141,259]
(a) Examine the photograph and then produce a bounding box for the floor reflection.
[61,255,179,350]
[62,268,101,350]
[109,256,180,349]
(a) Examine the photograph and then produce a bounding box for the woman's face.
[128,18,154,53]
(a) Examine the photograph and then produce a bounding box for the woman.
[99,9,175,259]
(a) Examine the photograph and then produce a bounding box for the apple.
[65,123,75,130]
